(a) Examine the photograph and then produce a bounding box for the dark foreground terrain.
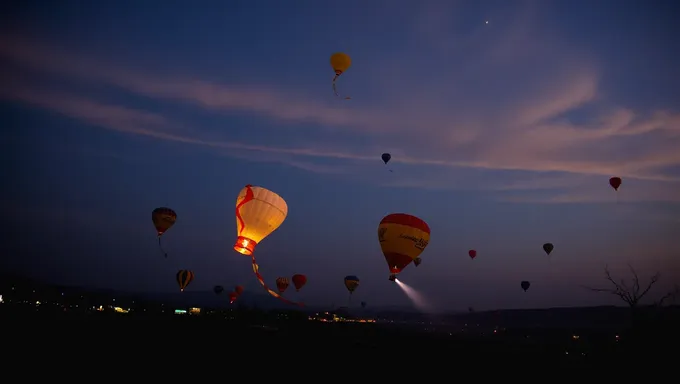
[4,304,677,373]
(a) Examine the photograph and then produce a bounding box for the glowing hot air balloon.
[521,281,531,292]
[176,270,194,292]
[292,274,307,291]
[330,52,352,99]
[378,213,430,281]
[235,285,244,296]
[276,277,290,293]
[233,184,303,307]
[234,185,288,256]
[152,207,176,258]
[543,243,554,256]
[469,249,477,259]
[229,291,238,304]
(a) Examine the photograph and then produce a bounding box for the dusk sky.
[1,0,678,311]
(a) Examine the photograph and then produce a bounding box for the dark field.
[5,304,677,372]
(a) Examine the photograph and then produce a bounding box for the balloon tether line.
[332,74,351,100]
[158,236,168,258]
[251,255,304,307]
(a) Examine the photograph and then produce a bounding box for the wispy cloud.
[1,0,679,202]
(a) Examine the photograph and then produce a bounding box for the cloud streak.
[1,4,679,203]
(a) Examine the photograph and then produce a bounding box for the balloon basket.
[234,236,256,256]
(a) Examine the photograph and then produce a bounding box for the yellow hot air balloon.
[378,213,430,281]
[233,184,288,256]
[330,52,352,99]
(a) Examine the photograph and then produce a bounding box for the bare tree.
[584,264,678,308]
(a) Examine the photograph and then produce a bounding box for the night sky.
[1,0,678,311]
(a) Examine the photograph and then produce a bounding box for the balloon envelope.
[378,213,430,274]
[292,274,307,291]
[235,285,244,295]
[152,207,176,236]
[381,153,391,164]
[468,249,477,259]
[234,185,288,256]
[176,270,194,292]
[521,281,531,291]
[344,275,360,293]
[609,177,622,191]
[330,52,351,74]
[543,243,554,255]
[276,277,290,293]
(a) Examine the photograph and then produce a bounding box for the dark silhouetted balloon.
[543,243,554,255]
[521,281,531,292]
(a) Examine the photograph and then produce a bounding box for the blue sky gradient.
[1,0,678,310]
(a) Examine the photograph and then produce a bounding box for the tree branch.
[584,264,664,307]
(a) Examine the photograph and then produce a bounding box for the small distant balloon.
[330,52,352,99]
[543,243,554,256]
[276,277,290,293]
[521,281,531,292]
[152,207,176,258]
[235,285,244,296]
[381,153,391,164]
[609,177,622,191]
[344,275,360,294]
[229,291,238,304]
[292,274,307,292]
[176,270,194,292]
[468,249,477,259]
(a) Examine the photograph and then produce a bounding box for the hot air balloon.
[543,243,554,256]
[378,213,431,281]
[521,281,531,292]
[361,301,367,308]
[609,177,622,191]
[229,291,238,304]
[233,185,302,307]
[234,185,288,256]
[330,52,352,99]
[276,277,290,293]
[235,285,244,296]
[292,274,307,292]
[176,270,194,292]
[381,153,391,164]
[469,249,477,259]
[344,276,360,294]
[152,207,176,258]
[213,285,224,295]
